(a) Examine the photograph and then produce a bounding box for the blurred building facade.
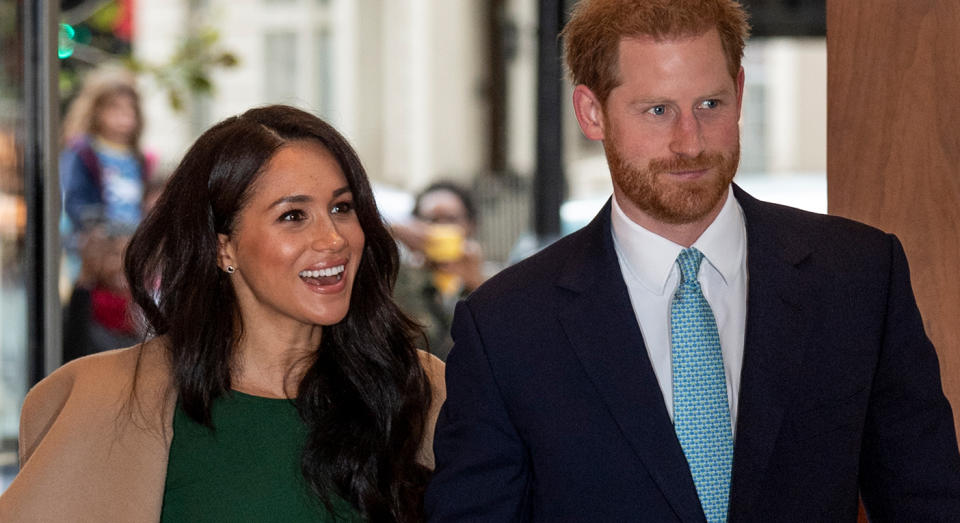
[133,0,826,260]
[136,0,493,193]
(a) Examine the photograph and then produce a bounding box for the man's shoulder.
[744,195,891,248]
[469,225,596,306]
[742,196,902,283]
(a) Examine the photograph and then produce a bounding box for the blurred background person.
[59,64,153,283]
[141,169,169,216]
[392,182,488,360]
[57,65,155,360]
[60,168,168,363]
[60,64,152,235]
[61,221,137,363]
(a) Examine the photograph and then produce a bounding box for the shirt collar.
[611,188,746,295]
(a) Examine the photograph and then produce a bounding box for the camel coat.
[0,339,446,522]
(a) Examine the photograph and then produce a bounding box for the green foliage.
[127,27,239,112]
[59,0,238,113]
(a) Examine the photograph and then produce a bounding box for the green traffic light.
[58,23,76,59]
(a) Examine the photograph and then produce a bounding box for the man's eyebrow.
[702,87,735,98]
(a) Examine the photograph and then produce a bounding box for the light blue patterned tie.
[671,248,733,523]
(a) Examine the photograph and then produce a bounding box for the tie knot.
[676,248,704,284]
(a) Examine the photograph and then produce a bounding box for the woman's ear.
[217,233,236,273]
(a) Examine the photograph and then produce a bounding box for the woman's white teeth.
[299,265,345,278]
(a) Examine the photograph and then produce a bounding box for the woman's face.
[218,140,365,331]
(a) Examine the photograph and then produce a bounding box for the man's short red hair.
[562,0,751,104]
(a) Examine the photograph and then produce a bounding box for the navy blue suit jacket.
[426,186,960,521]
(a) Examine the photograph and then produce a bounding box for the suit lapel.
[728,186,814,519]
[557,202,705,523]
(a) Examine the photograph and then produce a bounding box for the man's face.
[584,29,743,227]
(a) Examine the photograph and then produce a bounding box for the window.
[0,0,28,491]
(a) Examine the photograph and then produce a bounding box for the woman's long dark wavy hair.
[124,105,432,521]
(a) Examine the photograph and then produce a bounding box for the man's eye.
[699,99,719,109]
[280,210,306,222]
[332,201,354,214]
[648,105,666,116]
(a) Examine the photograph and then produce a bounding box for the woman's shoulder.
[19,338,171,463]
[416,349,445,390]
[415,350,445,470]
[31,338,167,398]
[416,349,446,415]
[5,339,174,521]
[25,345,140,412]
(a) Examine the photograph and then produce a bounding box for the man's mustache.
[648,151,727,174]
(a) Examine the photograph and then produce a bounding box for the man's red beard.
[605,140,740,225]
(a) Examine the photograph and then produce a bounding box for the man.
[425,0,960,521]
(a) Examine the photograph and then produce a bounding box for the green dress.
[160,391,362,522]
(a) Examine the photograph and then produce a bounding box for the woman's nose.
[312,219,346,251]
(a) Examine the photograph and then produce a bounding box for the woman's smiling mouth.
[299,264,346,287]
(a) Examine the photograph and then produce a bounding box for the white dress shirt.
[610,190,748,434]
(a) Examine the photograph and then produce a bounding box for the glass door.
[0,0,59,492]
[0,0,30,490]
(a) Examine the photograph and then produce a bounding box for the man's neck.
[613,187,729,247]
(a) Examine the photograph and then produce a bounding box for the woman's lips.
[298,264,345,279]
[299,263,347,292]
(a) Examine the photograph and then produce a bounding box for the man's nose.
[669,112,705,158]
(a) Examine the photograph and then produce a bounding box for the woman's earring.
[226,265,236,274]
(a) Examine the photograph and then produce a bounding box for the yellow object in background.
[432,271,462,297]
[424,224,465,297]
[424,224,464,263]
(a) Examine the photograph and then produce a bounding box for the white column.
[408,0,432,189]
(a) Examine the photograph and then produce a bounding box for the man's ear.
[217,233,235,272]
[735,66,745,115]
[572,85,606,141]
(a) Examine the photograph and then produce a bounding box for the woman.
[1,105,445,522]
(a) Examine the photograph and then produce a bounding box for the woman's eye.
[331,201,354,215]
[279,209,306,222]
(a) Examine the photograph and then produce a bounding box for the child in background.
[59,65,153,358]
[60,65,152,258]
